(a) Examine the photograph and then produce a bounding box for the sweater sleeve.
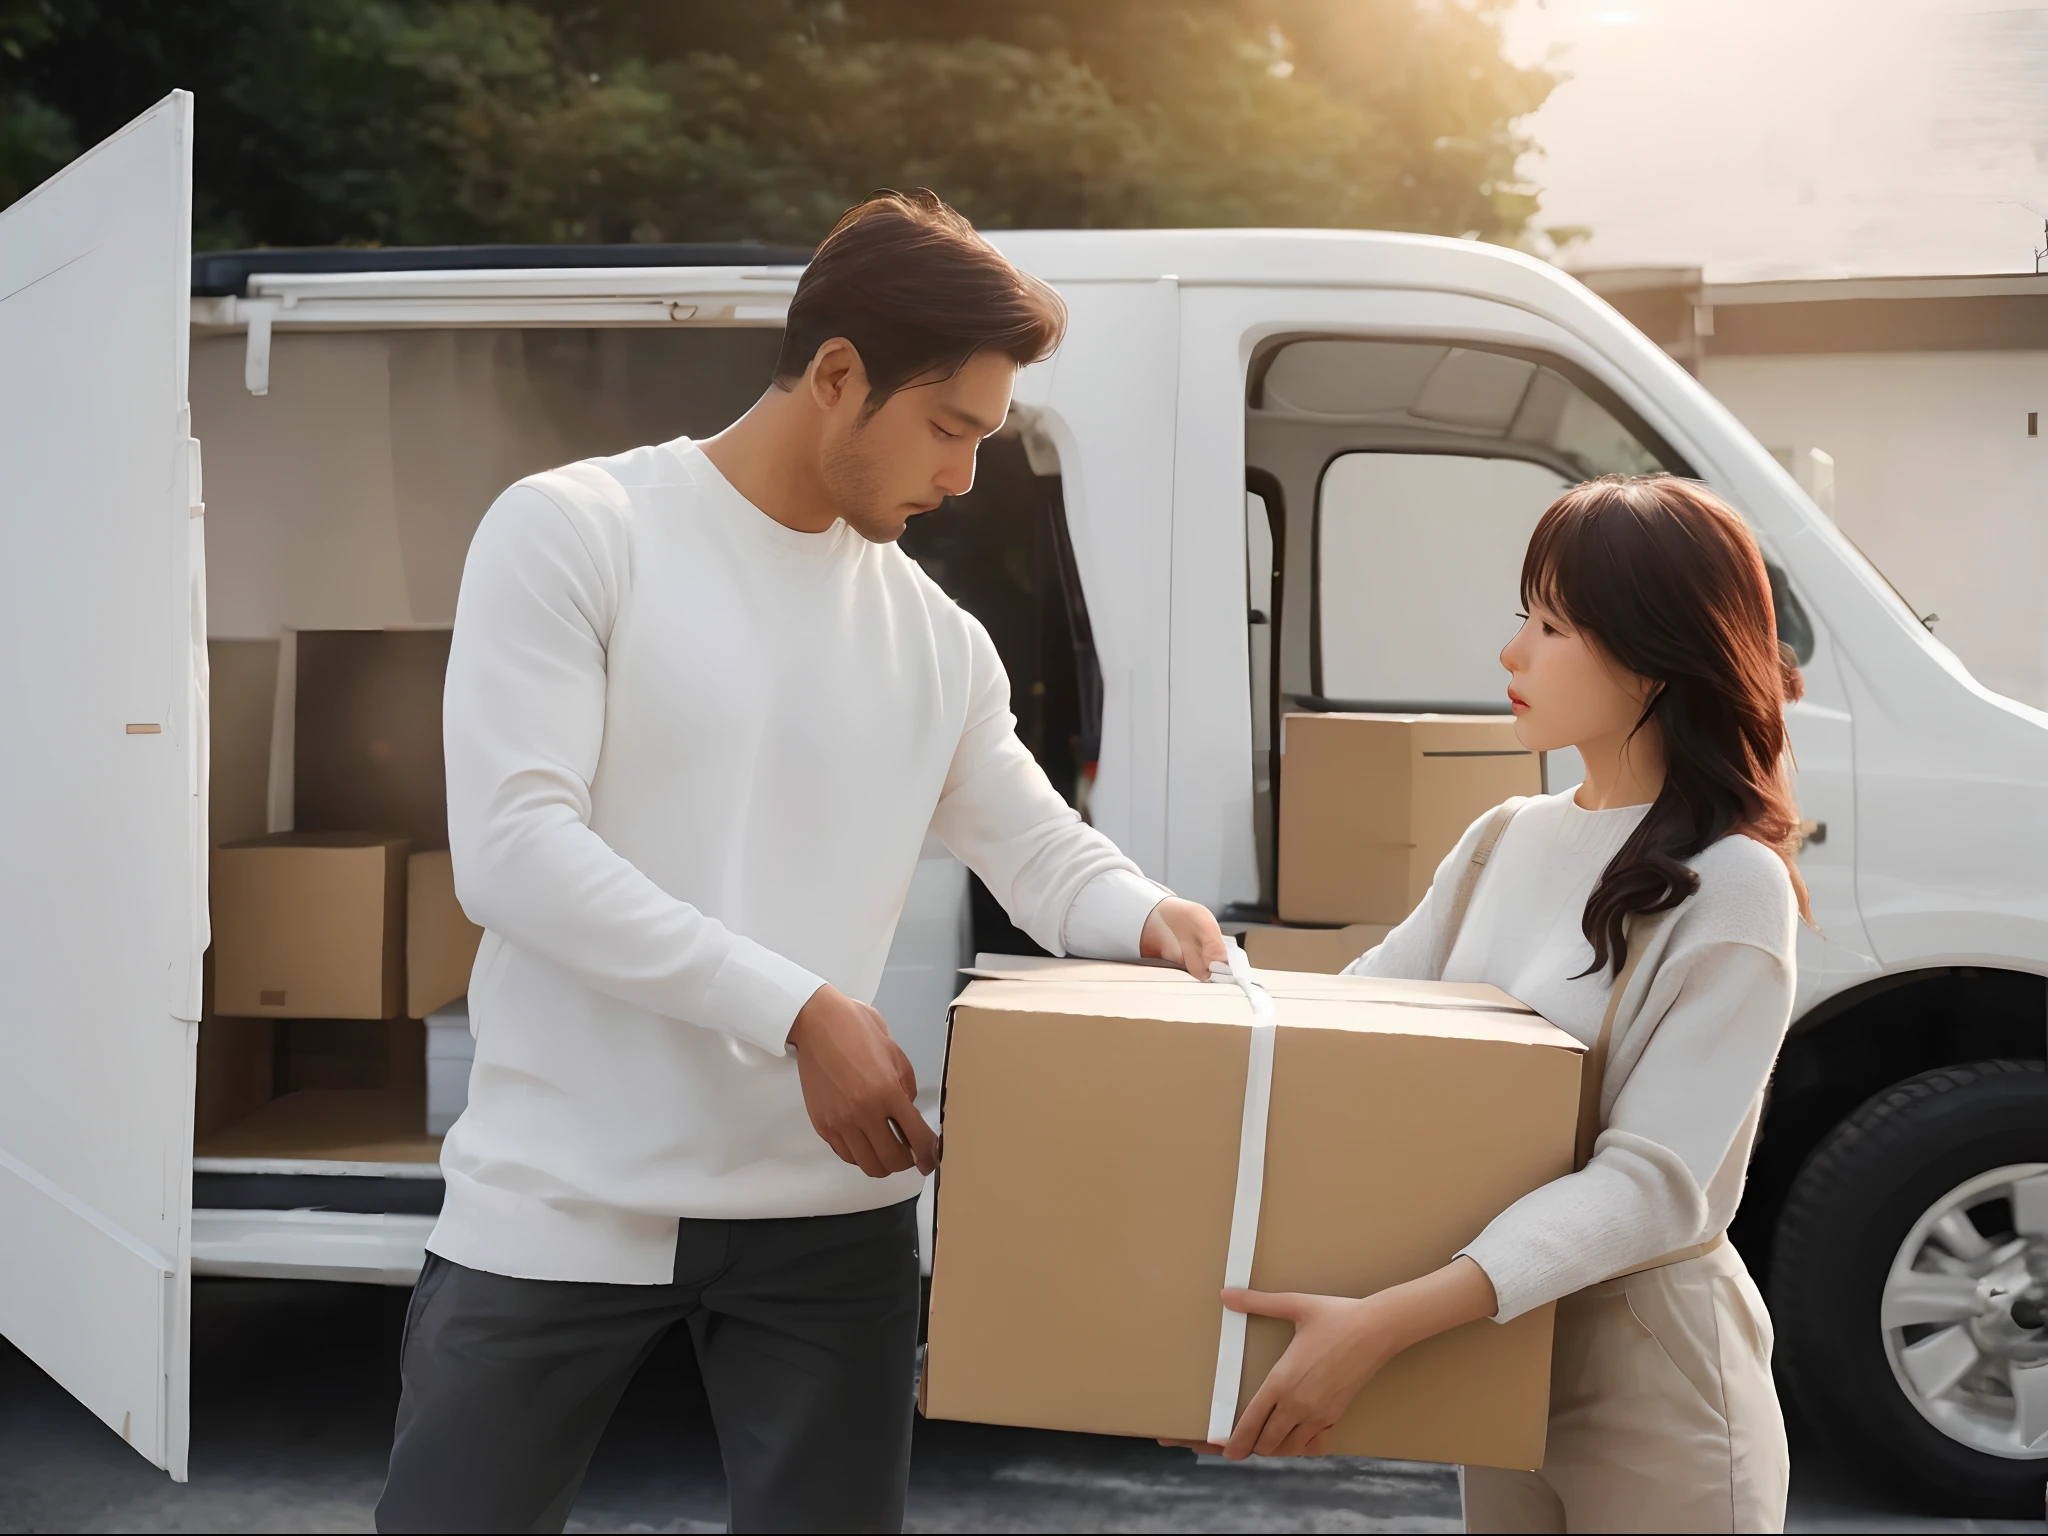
[929,615,1166,958]
[443,478,826,1056]
[1457,939,1795,1321]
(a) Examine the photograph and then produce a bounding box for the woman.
[1211,476,1807,1532]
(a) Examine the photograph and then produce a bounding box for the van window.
[1318,453,1569,709]
[1768,563,1817,666]
[1246,341,1682,710]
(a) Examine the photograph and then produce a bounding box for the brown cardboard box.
[922,957,1583,1469]
[211,833,409,1019]
[407,850,483,1018]
[1234,922,1392,975]
[207,638,280,847]
[1278,713,1539,926]
[294,629,454,851]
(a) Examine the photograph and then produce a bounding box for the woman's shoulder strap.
[1429,796,1528,978]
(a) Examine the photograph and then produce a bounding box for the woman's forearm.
[1363,1255,1500,1354]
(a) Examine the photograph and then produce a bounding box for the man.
[375,191,1227,1534]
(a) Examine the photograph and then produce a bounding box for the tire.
[1771,1059,2048,1517]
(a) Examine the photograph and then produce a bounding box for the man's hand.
[1140,897,1230,980]
[788,985,939,1179]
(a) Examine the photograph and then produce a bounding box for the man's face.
[817,348,1019,543]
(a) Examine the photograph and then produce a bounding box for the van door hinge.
[187,436,204,517]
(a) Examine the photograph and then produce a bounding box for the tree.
[0,0,1555,250]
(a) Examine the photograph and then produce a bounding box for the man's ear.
[807,337,868,414]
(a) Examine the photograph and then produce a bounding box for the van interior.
[1240,337,1703,913]
[191,316,1098,1202]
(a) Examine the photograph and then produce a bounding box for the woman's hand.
[1160,1257,1500,1460]
[1215,1288,1404,1458]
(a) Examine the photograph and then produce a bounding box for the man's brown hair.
[774,190,1067,414]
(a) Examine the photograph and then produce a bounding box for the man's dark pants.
[375,1199,921,1534]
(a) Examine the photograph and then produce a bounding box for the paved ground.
[0,1278,2038,1534]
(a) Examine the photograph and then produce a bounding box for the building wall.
[1701,350,2048,708]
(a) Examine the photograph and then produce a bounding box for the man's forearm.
[451,802,821,1054]
[1061,868,1173,959]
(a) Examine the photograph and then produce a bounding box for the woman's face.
[1499,598,1658,754]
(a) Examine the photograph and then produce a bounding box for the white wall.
[1701,350,2048,708]
[1502,0,2048,281]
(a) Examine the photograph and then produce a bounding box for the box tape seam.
[1207,937,1277,1443]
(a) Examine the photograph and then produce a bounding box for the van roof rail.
[191,243,813,298]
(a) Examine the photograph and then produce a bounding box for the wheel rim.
[1882,1162,2048,1459]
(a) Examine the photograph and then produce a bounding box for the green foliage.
[0,0,1556,250]
[0,0,70,205]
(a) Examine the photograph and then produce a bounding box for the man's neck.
[699,391,839,534]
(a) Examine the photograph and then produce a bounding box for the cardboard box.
[211,833,409,1019]
[407,850,483,1018]
[1278,713,1540,925]
[922,956,1582,1469]
[277,1018,401,1091]
[207,638,280,847]
[294,628,454,851]
[1234,922,1392,975]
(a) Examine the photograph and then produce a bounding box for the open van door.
[0,92,204,1479]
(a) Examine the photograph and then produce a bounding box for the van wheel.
[1771,1060,2048,1516]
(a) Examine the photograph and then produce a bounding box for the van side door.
[0,93,204,1477]
[1168,279,1875,997]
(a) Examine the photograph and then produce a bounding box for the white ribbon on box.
[1205,937,1278,1444]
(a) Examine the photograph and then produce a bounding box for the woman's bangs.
[1518,500,1582,623]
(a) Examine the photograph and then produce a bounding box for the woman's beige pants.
[1461,1241,1789,1534]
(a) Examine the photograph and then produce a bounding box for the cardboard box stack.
[922,956,1584,1469]
[203,629,486,1145]
[293,629,455,852]
[1278,713,1539,926]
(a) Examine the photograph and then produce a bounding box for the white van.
[6,94,2046,1514]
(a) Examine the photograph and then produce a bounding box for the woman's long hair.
[1522,475,1810,976]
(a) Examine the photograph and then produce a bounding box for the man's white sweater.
[429,438,1166,1284]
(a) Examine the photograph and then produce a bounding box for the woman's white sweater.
[1345,791,1798,1322]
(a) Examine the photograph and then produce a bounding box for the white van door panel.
[1033,279,1180,878]
[1840,652,2048,972]
[1783,668,1879,1008]
[0,93,201,1478]
[870,846,971,1097]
